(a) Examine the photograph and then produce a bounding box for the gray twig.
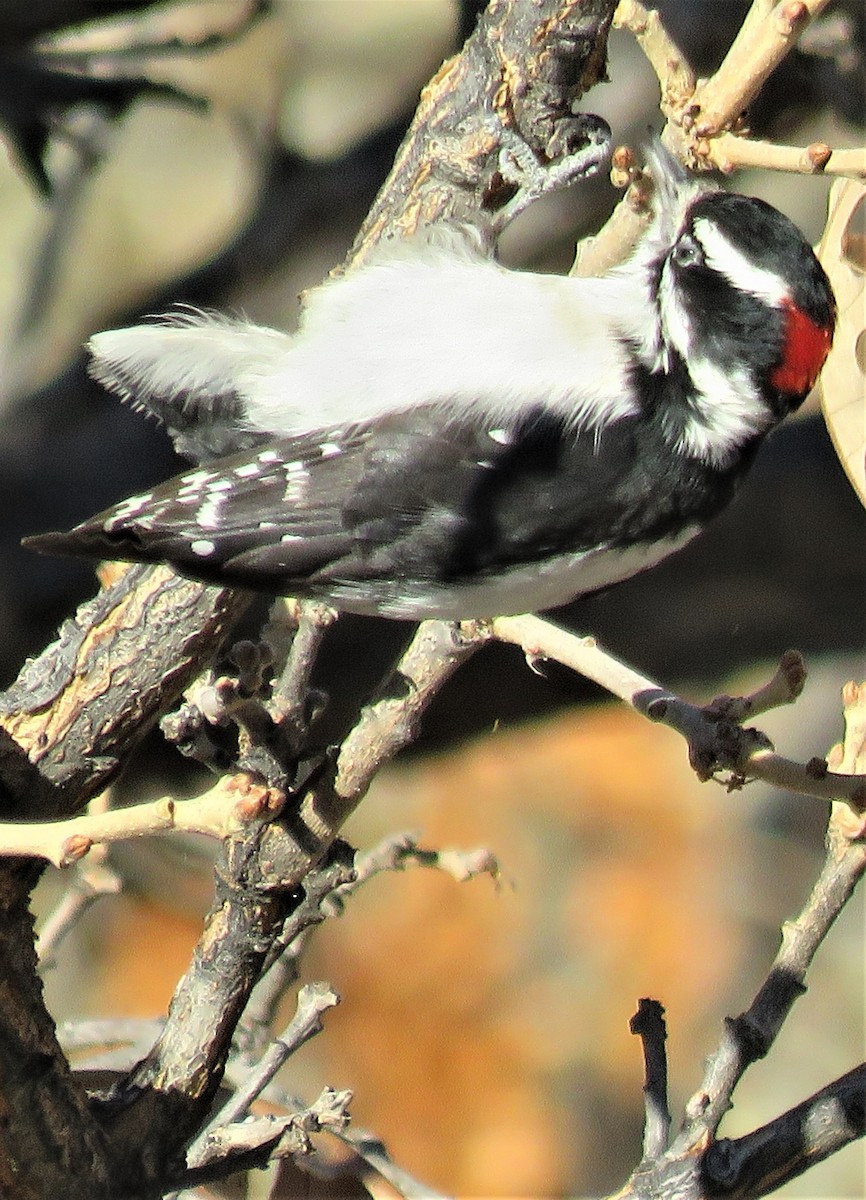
[37,857,121,970]
[171,1087,353,1189]
[186,982,340,1169]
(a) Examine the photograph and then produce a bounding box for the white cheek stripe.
[692,217,789,306]
[658,259,692,364]
[674,357,771,466]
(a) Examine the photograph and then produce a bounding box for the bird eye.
[671,234,705,270]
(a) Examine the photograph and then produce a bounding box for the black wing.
[25,405,746,594]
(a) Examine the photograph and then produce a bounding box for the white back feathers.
[86,174,713,465]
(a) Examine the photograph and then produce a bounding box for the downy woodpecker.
[26,145,835,619]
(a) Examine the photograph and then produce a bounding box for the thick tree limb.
[0,567,248,1197]
[0,565,249,820]
[349,0,617,259]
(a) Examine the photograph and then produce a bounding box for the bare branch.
[36,857,121,966]
[220,1039,451,1200]
[613,0,696,116]
[572,147,655,277]
[37,790,121,968]
[267,600,337,744]
[610,680,866,1197]
[703,1062,866,1192]
[186,982,340,1168]
[238,831,498,1060]
[491,614,866,809]
[630,999,672,1161]
[703,649,806,723]
[174,1087,353,1187]
[705,134,866,179]
[236,842,356,1054]
[676,695,866,1145]
[686,0,835,137]
[333,620,484,804]
[0,774,284,867]
[350,830,501,890]
[617,0,858,190]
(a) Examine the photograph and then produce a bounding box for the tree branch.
[36,790,121,969]
[350,0,618,259]
[490,615,866,809]
[705,134,866,179]
[685,0,835,137]
[684,827,866,1138]
[0,775,283,867]
[612,0,696,116]
[608,664,866,1198]
[617,0,857,185]
[185,981,340,1168]
[704,1062,866,1194]
[630,999,672,1161]
[169,1087,353,1188]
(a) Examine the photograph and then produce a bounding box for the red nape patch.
[769,300,833,396]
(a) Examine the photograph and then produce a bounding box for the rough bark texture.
[351,0,615,257]
[0,566,249,1197]
[0,566,249,819]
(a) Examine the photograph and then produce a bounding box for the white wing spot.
[319,442,341,458]
[280,533,304,543]
[180,470,215,486]
[487,428,512,445]
[285,460,306,475]
[206,478,234,493]
[257,449,281,463]
[112,491,153,516]
[234,463,261,478]
[477,459,494,469]
[190,539,216,556]
[196,495,226,529]
[283,479,306,503]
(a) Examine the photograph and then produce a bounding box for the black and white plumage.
[26,146,835,619]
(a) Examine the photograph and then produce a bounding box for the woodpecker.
[26,145,835,620]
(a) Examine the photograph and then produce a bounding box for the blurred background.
[8,1,864,1195]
